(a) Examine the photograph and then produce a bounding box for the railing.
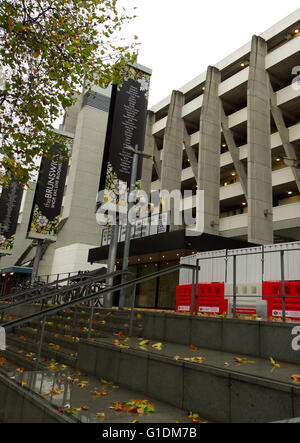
[0,269,130,322]
[1,264,198,367]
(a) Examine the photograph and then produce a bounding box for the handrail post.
[280,250,286,322]
[190,268,196,315]
[233,255,237,318]
[36,316,46,369]
[129,284,137,337]
[87,299,95,340]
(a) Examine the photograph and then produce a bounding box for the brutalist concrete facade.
[143,9,300,245]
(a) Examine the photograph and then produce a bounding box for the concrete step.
[76,335,300,423]
[7,334,76,367]
[8,367,203,423]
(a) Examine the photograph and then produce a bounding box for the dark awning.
[0,266,33,275]
[88,230,257,264]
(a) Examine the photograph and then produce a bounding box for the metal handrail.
[0,269,130,315]
[0,271,89,303]
[2,263,198,332]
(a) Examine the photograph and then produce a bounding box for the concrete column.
[160,90,185,229]
[247,36,273,245]
[197,66,221,235]
[140,111,156,197]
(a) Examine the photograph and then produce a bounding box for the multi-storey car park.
[140,8,300,245]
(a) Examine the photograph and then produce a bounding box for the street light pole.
[118,145,151,309]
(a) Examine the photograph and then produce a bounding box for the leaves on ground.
[101,379,113,385]
[90,390,109,397]
[270,357,281,368]
[96,412,105,418]
[189,345,198,352]
[173,356,206,364]
[111,399,155,414]
[291,375,300,382]
[152,342,163,350]
[49,389,64,396]
[0,357,7,365]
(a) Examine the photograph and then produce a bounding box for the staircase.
[1,263,300,423]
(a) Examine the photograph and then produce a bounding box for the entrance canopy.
[88,230,257,265]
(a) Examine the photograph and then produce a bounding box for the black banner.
[98,65,151,207]
[0,180,23,253]
[27,145,68,240]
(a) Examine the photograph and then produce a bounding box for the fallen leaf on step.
[96,412,105,418]
[183,357,206,364]
[189,345,198,352]
[152,342,163,350]
[291,374,300,382]
[15,368,27,373]
[100,378,113,385]
[0,357,7,365]
[139,340,150,346]
[19,381,28,387]
[49,389,64,396]
[77,382,89,388]
[80,405,90,411]
[90,390,109,397]
[270,357,281,368]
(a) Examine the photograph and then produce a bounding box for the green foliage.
[0,0,138,185]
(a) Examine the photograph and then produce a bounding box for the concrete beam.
[197,66,222,235]
[221,106,248,199]
[183,127,198,182]
[160,90,185,229]
[247,36,273,245]
[268,77,300,193]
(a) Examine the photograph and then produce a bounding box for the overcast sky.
[120,0,300,108]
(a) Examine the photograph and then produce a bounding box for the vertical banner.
[97,64,151,214]
[27,144,68,241]
[0,180,23,254]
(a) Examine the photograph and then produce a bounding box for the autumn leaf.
[152,342,163,350]
[96,413,105,418]
[234,357,256,365]
[0,357,7,365]
[270,357,281,368]
[15,368,27,373]
[77,382,89,388]
[189,345,198,352]
[291,375,300,382]
[90,390,109,397]
[100,379,113,385]
[49,389,64,396]
[139,340,150,347]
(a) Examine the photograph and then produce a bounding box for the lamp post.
[118,145,151,309]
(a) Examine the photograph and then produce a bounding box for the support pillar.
[160,90,185,230]
[247,36,273,244]
[197,66,221,235]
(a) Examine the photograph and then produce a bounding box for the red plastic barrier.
[175,283,226,314]
[263,281,300,320]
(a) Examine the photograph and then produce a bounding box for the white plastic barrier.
[180,249,227,285]
[180,241,300,284]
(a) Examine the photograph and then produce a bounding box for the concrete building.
[141,9,300,245]
[2,9,300,290]
[0,85,112,278]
